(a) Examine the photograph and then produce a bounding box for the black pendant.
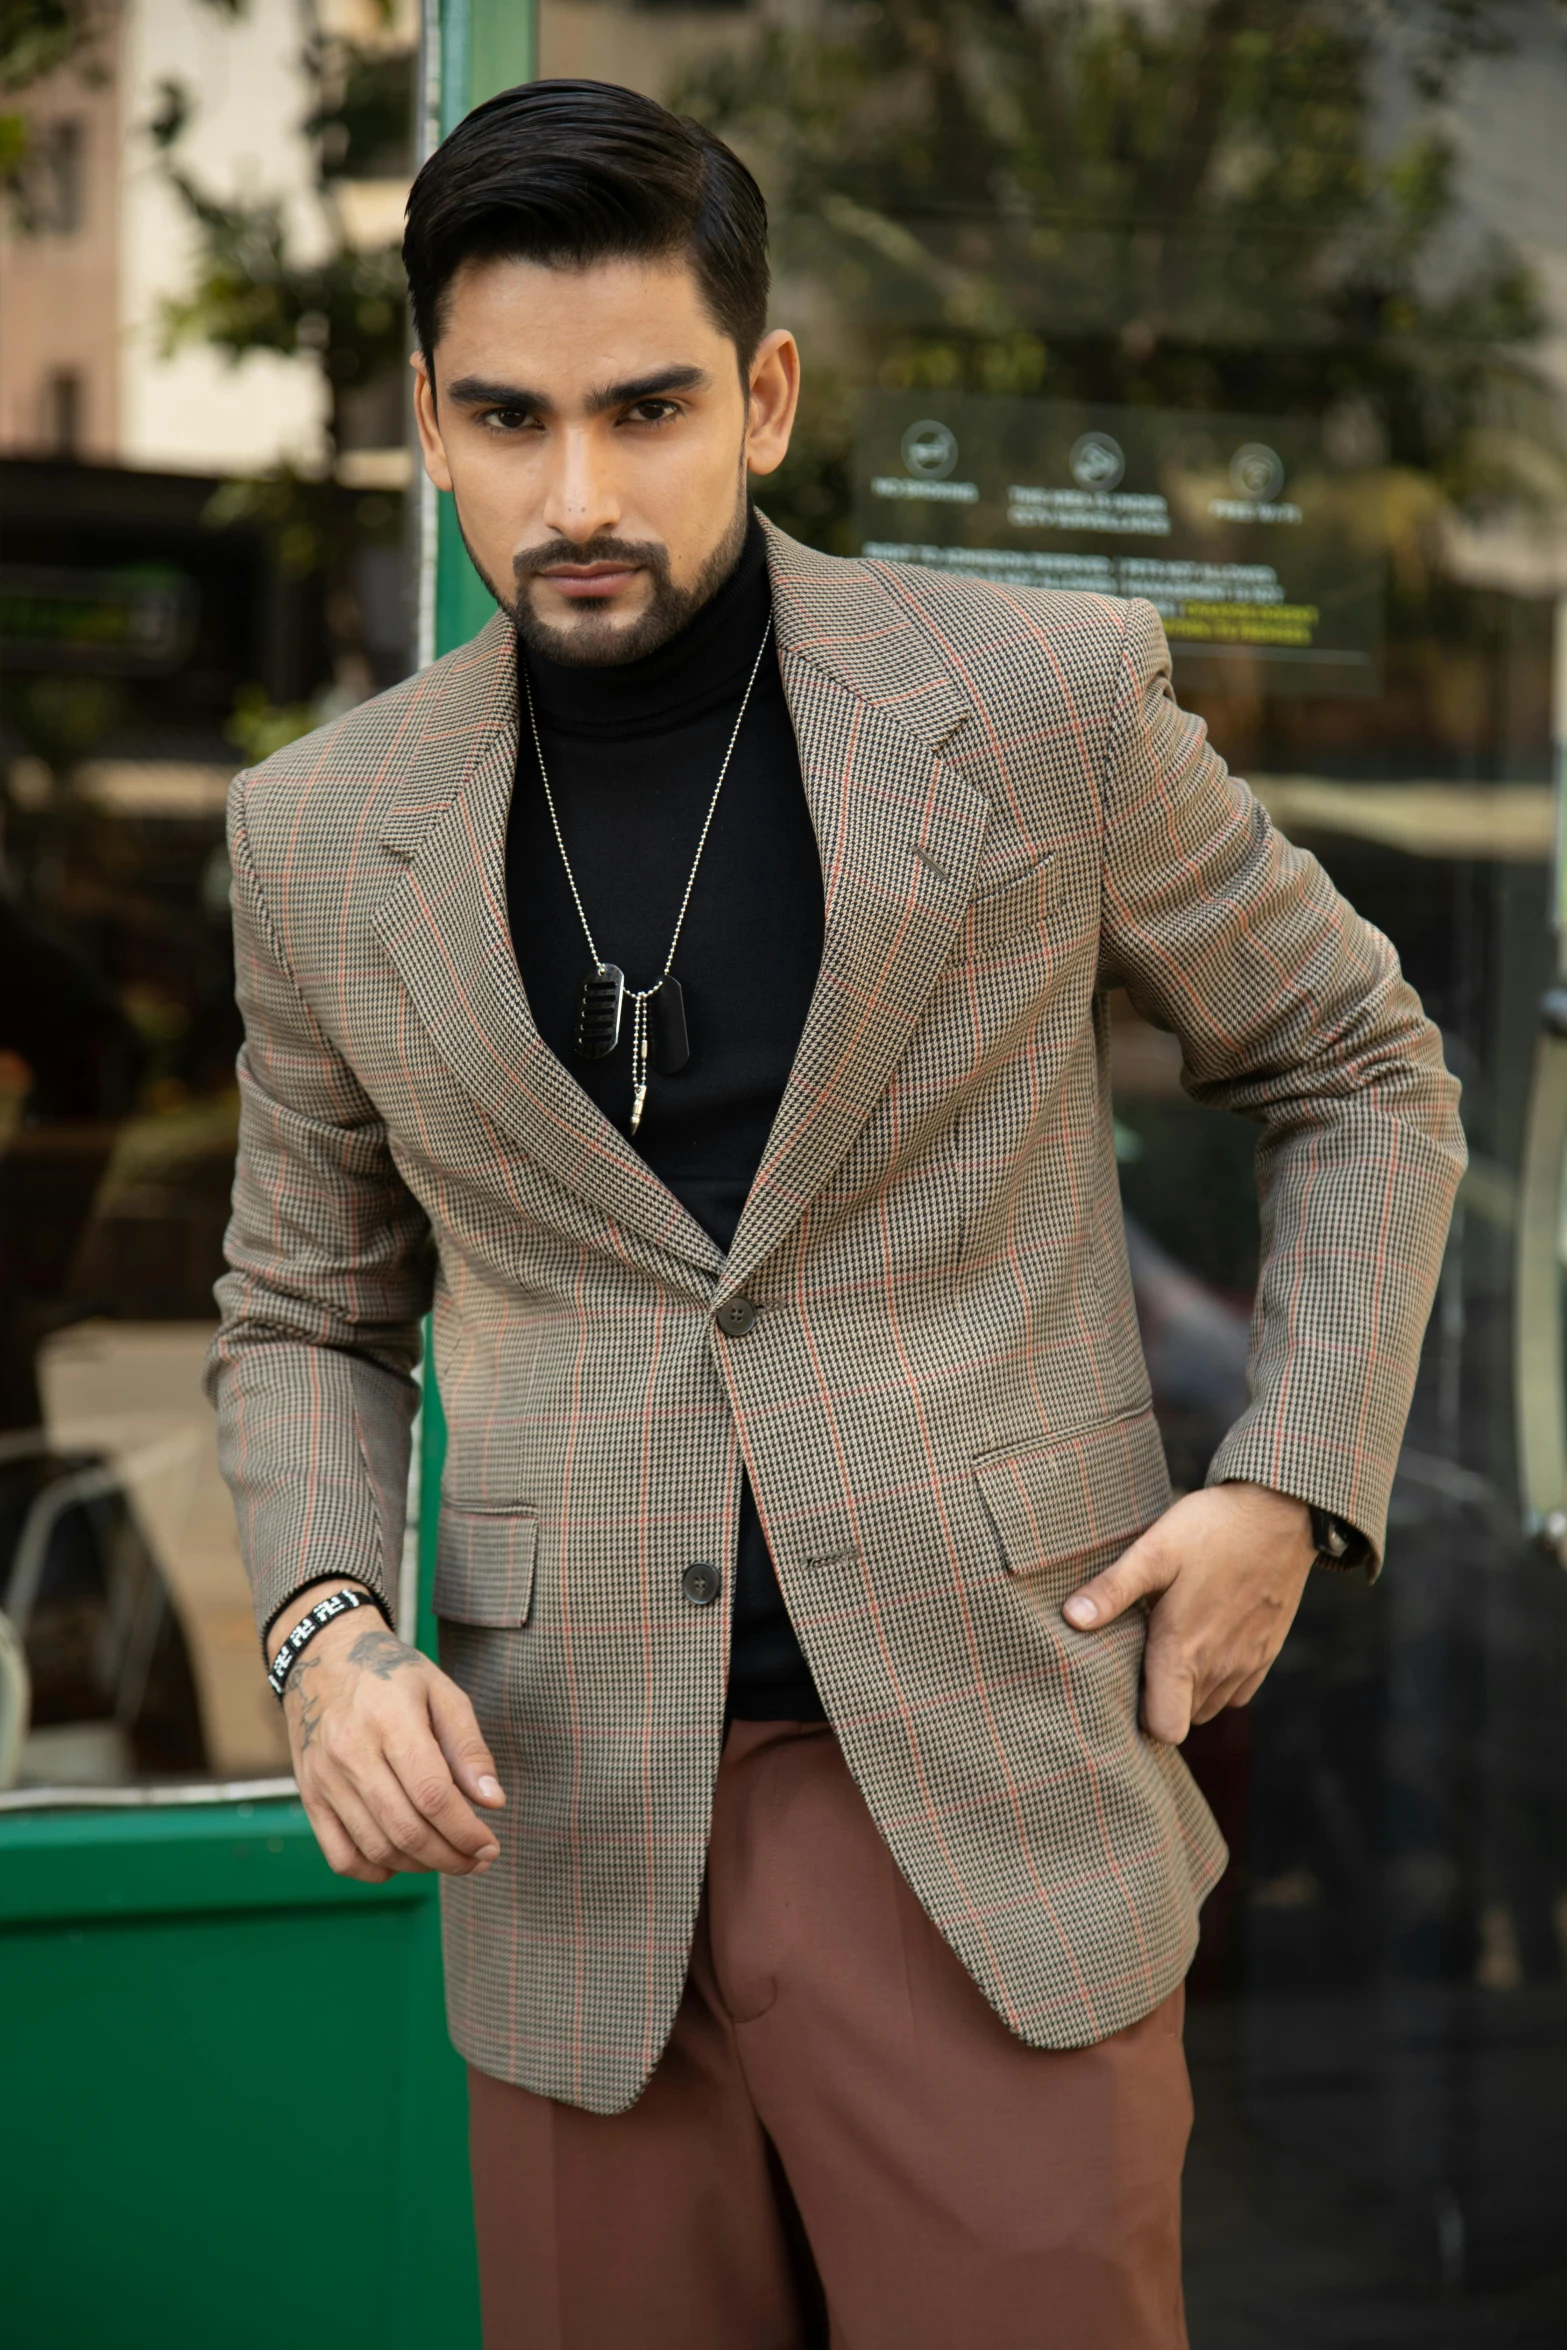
[649,976,690,1074]
[576,964,625,1059]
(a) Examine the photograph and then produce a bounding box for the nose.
[540,422,622,546]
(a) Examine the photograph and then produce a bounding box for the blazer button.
[681,1561,722,1607]
[715,1297,758,1337]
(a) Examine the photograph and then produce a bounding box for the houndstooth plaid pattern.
[207,519,1465,2113]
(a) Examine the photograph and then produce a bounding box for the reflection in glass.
[0,0,420,1795]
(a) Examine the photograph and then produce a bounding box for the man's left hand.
[1062,1482,1318,1744]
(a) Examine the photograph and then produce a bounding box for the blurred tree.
[682,0,1567,567]
[0,0,111,215]
[151,0,415,744]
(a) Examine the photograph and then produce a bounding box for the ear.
[411,352,454,493]
[744,329,800,479]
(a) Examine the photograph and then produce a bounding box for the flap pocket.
[434,1507,538,1627]
[963,855,1062,958]
[974,1408,1169,1579]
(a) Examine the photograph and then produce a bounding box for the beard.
[464,491,750,669]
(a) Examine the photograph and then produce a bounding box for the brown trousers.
[469,1719,1191,2349]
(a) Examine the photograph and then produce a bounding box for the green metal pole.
[417,0,538,1643]
[428,0,539,667]
[404,8,539,2341]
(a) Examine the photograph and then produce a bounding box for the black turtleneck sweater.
[506,513,827,1722]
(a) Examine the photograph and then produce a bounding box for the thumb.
[428,1673,506,1807]
[1062,1523,1177,1632]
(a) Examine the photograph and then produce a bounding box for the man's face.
[413,254,799,664]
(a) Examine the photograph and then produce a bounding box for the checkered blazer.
[208,518,1464,2112]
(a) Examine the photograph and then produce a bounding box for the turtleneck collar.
[518,506,772,737]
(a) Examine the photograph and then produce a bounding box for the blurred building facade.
[0,0,419,474]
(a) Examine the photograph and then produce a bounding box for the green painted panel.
[0,1807,479,2347]
[1,1884,472,2350]
[0,1797,424,1925]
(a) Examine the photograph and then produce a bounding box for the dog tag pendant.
[576,964,625,1059]
[649,976,690,1074]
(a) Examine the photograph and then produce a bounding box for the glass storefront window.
[538,0,1567,2330]
[0,0,420,1796]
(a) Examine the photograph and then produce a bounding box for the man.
[207,77,1465,2350]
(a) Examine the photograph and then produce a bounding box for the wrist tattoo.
[348,1626,423,1681]
[283,1627,422,1769]
[287,1651,325,1753]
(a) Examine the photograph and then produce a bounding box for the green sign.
[855,393,1384,697]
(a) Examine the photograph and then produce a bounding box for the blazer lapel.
[721,524,986,1297]
[371,614,721,1276]
[370,529,985,1294]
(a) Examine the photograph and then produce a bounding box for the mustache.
[512,535,671,582]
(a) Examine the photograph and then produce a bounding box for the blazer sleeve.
[1097,598,1467,1565]
[204,773,436,1640]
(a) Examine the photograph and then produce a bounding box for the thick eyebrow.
[443,363,712,419]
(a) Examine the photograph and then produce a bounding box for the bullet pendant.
[629,1081,648,1136]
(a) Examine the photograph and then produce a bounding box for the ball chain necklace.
[520,617,774,1137]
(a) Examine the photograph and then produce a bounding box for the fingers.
[382,1728,503,1864]
[1139,1647,1197,1745]
[1191,1664,1271,1725]
[1063,1486,1313,1745]
[319,1773,431,1875]
[1062,1523,1179,1632]
[334,1749,497,1875]
[1146,1632,1274,1740]
[1190,1675,1247,1727]
[303,1791,393,1884]
[1062,1522,1190,1740]
[302,1728,500,1876]
[428,1674,506,1809]
[1153,1652,1277,1738]
[289,1647,505,1877]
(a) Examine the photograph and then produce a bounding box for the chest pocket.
[961,855,1063,960]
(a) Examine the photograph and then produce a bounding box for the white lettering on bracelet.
[267,1587,375,1700]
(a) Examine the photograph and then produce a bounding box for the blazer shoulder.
[763,517,1144,749]
[766,513,1137,669]
[858,560,1154,758]
[232,616,514,870]
[865,557,1139,669]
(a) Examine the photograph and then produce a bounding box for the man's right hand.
[275,1583,506,1883]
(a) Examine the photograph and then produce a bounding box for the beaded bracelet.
[267,1586,390,1700]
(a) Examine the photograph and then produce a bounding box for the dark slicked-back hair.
[403,79,770,369]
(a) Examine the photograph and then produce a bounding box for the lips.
[539,565,640,601]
